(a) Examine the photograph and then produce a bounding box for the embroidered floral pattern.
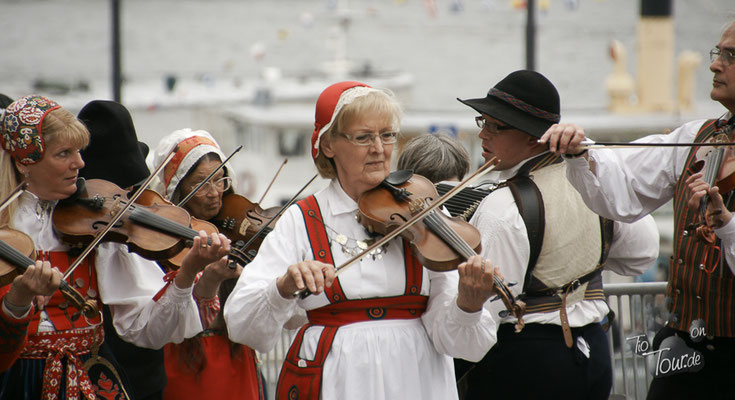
[93,372,125,400]
[0,94,60,164]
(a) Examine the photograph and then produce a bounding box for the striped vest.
[670,119,735,337]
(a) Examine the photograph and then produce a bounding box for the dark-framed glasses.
[338,131,399,146]
[475,116,516,134]
[189,176,232,197]
[710,47,735,66]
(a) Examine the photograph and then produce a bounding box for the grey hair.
[396,133,470,183]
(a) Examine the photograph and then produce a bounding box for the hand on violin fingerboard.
[276,261,335,299]
[686,172,734,229]
[5,261,62,313]
[705,187,733,229]
[176,231,231,289]
[456,255,498,313]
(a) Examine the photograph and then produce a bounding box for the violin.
[690,124,735,243]
[211,193,279,256]
[135,189,222,270]
[0,227,99,320]
[52,179,249,267]
[357,172,526,330]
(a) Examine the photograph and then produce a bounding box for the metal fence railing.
[257,281,670,400]
[605,282,668,400]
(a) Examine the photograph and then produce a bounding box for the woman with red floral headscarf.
[0,95,230,400]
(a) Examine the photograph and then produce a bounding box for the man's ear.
[321,135,336,158]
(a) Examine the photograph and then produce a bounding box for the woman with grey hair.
[397,133,471,183]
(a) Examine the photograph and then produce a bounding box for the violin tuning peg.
[507,281,518,287]
[498,310,510,318]
[490,295,500,302]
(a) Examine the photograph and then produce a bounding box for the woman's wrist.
[3,296,32,318]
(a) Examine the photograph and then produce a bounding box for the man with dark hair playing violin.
[543,19,735,400]
[457,70,659,400]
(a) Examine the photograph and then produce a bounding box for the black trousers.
[464,322,612,400]
[646,326,735,400]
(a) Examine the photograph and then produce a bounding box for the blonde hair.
[0,107,89,226]
[314,89,402,179]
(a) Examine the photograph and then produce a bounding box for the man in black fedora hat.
[455,70,659,399]
[78,100,167,400]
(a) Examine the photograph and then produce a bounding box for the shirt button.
[699,264,705,270]
[677,259,684,265]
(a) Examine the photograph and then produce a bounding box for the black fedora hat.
[457,70,560,138]
[78,100,150,188]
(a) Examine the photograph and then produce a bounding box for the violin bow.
[228,173,318,268]
[0,181,26,215]
[293,157,499,298]
[62,146,179,281]
[258,158,288,205]
[177,145,242,208]
[577,139,735,150]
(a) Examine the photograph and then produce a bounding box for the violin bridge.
[408,199,426,214]
[110,198,124,216]
[238,219,251,236]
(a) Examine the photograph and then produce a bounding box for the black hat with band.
[457,70,561,138]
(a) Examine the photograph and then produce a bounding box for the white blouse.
[12,191,203,349]
[224,179,497,400]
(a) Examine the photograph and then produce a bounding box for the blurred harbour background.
[3,1,734,398]
[1,0,731,121]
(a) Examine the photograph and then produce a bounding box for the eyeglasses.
[188,176,232,197]
[337,131,399,146]
[475,116,516,134]
[710,47,735,66]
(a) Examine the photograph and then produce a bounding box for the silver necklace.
[320,218,389,261]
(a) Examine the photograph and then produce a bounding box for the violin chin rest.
[385,169,413,186]
[59,178,87,204]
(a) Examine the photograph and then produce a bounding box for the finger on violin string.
[685,172,704,185]
[198,230,211,248]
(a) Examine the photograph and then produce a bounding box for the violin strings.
[422,211,506,290]
[0,239,34,270]
[129,207,199,239]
